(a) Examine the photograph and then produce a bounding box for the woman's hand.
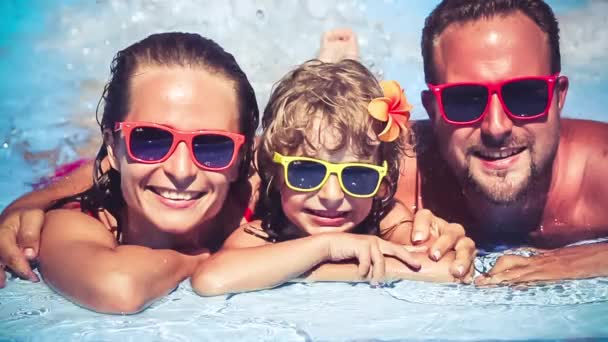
[324,233,425,286]
[0,209,44,287]
[410,209,476,282]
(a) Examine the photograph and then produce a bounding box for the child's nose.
[317,174,345,204]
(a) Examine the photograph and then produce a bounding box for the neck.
[463,168,552,246]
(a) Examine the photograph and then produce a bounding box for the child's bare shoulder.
[221,220,273,249]
[379,201,414,243]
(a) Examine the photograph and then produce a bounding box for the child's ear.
[376,181,389,200]
[103,129,120,171]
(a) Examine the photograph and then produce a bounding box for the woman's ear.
[103,129,120,171]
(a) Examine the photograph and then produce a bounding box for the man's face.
[425,12,568,204]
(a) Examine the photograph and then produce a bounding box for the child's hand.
[411,209,476,282]
[323,233,425,286]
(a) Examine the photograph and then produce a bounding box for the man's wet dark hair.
[421,0,561,84]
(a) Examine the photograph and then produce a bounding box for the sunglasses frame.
[272,152,388,198]
[427,73,560,125]
[114,121,245,171]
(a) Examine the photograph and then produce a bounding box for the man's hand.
[475,243,608,286]
[317,28,360,63]
[411,209,476,282]
[0,209,44,287]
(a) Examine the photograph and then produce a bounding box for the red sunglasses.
[114,121,245,171]
[427,73,560,125]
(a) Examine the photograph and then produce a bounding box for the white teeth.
[479,148,521,159]
[157,189,198,201]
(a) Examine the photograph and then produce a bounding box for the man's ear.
[103,129,120,171]
[556,75,569,111]
[421,90,436,121]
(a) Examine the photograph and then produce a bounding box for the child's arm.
[191,222,421,296]
[379,202,476,280]
[0,161,96,286]
[38,209,206,314]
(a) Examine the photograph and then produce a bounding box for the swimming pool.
[1,1,607,340]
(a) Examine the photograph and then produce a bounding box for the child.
[192,60,475,296]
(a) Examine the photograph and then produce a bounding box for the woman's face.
[109,65,241,235]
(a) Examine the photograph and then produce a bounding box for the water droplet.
[2,142,8,148]
[256,9,265,20]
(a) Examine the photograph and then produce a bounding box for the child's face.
[279,119,380,235]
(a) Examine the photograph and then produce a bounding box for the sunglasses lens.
[502,79,549,117]
[342,166,380,196]
[441,85,488,123]
[193,134,236,169]
[130,126,173,161]
[287,160,326,190]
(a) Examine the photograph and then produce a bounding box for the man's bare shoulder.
[560,118,608,151]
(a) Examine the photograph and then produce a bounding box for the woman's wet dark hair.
[51,32,259,239]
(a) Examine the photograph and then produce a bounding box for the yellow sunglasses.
[272,152,388,198]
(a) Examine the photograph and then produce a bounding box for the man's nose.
[480,93,513,146]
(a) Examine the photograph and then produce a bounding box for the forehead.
[433,12,552,83]
[126,66,240,132]
[298,114,379,163]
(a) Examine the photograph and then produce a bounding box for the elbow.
[87,272,150,314]
[191,265,232,297]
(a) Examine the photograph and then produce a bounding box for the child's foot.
[318,28,360,63]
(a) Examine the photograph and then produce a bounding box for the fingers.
[411,209,434,244]
[0,227,38,282]
[428,223,465,261]
[488,255,530,276]
[449,237,476,281]
[475,266,537,286]
[379,240,421,271]
[0,265,5,288]
[16,209,44,260]
[357,244,372,279]
[369,243,385,286]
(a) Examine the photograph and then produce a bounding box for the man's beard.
[464,160,538,205]
[462,137,556,206]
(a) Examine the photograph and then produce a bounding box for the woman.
[31,32,258,313]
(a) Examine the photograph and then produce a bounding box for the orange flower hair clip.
[367,80,412,142]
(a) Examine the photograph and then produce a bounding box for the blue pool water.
[1,1,607,340]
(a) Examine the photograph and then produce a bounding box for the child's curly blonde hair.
[255,59,411,241]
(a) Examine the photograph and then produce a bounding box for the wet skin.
[396,13,608,248]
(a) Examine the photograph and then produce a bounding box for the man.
[396,0,608,284]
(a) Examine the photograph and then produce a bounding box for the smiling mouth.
[147,186,205,201]
[474,147,526,161]
[305,209,349,219]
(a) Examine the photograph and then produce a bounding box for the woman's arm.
[192,222,420,296]
[0,161,96,287]
[39,209,204,314]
